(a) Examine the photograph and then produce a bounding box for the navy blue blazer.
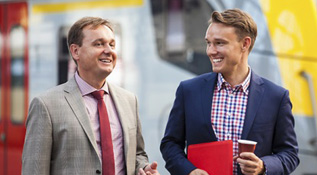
[160,72,299,175]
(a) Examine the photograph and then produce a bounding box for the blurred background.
[0,0,317,174]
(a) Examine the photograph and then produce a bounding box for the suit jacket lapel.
[107,83,129,159]
[201,73,218,140]
[63,77,100,159]
[241,72,265,139]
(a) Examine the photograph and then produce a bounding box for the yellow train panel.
[260,0,317,116]
[32,0,143,14]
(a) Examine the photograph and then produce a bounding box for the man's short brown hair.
[67,16,113,48]
[209,8,257,52]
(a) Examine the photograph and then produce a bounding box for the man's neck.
[222,66,250,87]
[77,71,107,89]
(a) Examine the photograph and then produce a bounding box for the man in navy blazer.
[160,9,299,175]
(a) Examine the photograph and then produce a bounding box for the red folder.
[188,140,233,175]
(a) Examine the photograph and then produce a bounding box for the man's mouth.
[99,59,111,63]
[213,58,223,63]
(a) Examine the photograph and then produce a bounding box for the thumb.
[150,161,158,170]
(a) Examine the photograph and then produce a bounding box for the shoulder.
[108,82,136,98]
[32,79,77,104]
[35,84,66,100]
[181,72,215,87]
[252,72,288,96]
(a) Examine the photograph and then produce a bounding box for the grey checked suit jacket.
[22,77,149,175]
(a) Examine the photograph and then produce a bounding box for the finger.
[240,164,254,175]
[236,157,248,164]
[239,159,258,168]
[237,157,256,167]
[240,152,258,161]
[150,161,158,170]
[233,155,238,161]
[200,169,209,175]
[138,168,146,175]
[241,167,257,175]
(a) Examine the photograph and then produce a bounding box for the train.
[0,0,316,174]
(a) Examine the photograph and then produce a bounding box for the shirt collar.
[216,67,251,94]
[74,71,109,96]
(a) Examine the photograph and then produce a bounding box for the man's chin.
[211,68,221,73]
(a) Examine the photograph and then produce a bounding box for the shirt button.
[96,170,101,174]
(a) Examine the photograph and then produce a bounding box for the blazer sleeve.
[135,95,150,174]
[22,97,53,175]
[160,83,196,175]
[261,90,300,174]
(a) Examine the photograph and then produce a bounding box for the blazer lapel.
[107,83,129,159]
[241,72,265,139]
[63,77,100,159]
[201,73,218,140]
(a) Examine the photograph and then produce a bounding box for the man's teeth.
[100,60,111,63]
[213,59,222,63]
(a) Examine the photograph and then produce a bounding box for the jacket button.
[96,170,101,174]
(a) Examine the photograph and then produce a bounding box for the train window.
[57,26,75,85]
[150,0,214,75]
[10,25,25,124]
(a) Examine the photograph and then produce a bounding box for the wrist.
[259,160,266,175]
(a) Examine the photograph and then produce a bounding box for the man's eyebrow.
[92,38,104,43]
[92,38,115,43]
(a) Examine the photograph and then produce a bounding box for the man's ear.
[69,44,80,61]
[242,36,251,52]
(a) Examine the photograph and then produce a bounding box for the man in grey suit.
[22,17,159,175]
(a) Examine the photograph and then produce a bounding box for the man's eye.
[94,42,103,46]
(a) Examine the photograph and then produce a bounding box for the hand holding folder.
[187,140,233,175]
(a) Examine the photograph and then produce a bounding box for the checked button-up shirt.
[211,69,251,175]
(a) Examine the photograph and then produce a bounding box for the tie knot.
[91,90,105,100]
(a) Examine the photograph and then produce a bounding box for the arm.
[134,95,150,173]
[261,90,299,174]
[22,97,53,175]
[237,90,299,175]
[160,83,197,175]
[135,96,160,175]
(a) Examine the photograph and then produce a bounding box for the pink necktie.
[91,91,115,175]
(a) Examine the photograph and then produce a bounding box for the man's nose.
[207,45,217,55]
[103,45,114,54]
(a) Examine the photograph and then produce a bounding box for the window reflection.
[10,25,25,124]
[166,0,185,52]
[150,0,214,75]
